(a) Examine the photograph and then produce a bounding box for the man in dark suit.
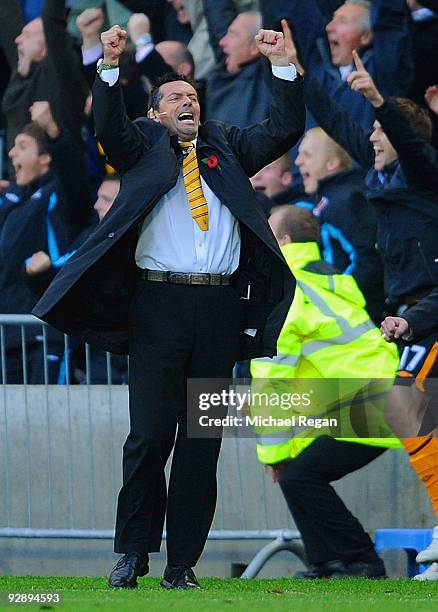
[33,23,305,589]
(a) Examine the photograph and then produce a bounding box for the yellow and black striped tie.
[181,142,209,231]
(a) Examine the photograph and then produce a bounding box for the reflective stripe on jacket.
[250,242,401,464]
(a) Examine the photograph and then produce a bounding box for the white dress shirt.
[99,63,297,273]
[136,158,241,274]
[339,64,353,81]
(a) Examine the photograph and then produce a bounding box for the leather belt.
[141,269,231,286]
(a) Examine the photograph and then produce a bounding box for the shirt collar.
[411,8,436,21]
[339,64,353,81]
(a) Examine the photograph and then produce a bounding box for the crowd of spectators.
[0,0,437,384]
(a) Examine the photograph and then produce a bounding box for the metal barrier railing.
[0,314,127,385]
[0,315,307,578]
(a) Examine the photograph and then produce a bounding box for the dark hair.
[270,205,321,243]
[148,72,199,111]
[391,97,433,142]
[19,122,48,155]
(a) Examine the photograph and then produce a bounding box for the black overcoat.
[33,72,305,358]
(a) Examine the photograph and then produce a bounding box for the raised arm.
[127,13,174,84]
[279,20,373,169]
[348,50,438,190]
[42,0,88,140]
[304,75,374,169]
[371,0,413,97]
[225,27,305,176]
[0,0,24,69]
[92,25,148,173]
[30,101,93,229]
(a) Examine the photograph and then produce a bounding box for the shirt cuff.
[82,43,103,66]
[135,43,155,64]
[99,67,120,87]
[271,64,297,81]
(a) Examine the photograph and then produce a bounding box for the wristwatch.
[97,57,118,75]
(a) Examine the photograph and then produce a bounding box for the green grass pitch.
[0,576,437,611]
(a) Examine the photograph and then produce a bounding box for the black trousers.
[114,280,242,566]
[279,436,386,565]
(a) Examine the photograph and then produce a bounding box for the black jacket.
[33,72,305,357]
[203,0,272,128]
[0,0,87,164]
[410,10,438,106]
[206,58,272,129]
[0,131,92,348]
[403,287,438,342]
[304,75,438,304]
[310,168,385,323]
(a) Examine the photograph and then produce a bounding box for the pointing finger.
[352,49,365,72]
[281,18,292,41]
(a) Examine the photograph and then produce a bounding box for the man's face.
[219,14,259,73]
[154,80,201,141]
[295,133,333,194]
[15,18,46,65]
[325,4,371,66]
[251,158,292,198]
[9,133,50,186]
[94,179,120,221]
[369,120,398,171]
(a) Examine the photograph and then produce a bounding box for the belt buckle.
[169,272,187,284]
[148,270,164,282]
[190,273,209,285]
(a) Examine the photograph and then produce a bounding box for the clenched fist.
[127,13,150,45]
[26,251,52,276]
[101,25,127,66]
[77,8,105,49]
[380,316,410,342]
[30,101,59,139]
[255,27,288,67]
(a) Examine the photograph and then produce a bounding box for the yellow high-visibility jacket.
[250,242,401,464]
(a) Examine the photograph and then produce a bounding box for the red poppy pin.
[202,154,220,170]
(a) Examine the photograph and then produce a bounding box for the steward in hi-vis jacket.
[250,205,400,579]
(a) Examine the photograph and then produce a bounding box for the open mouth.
[328,38,340,56]
[373,147,385,165]
[13,162,26,183]
[178,112,194,124]
[301,171,310,183]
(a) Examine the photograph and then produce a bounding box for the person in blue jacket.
[0,101,93,383]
